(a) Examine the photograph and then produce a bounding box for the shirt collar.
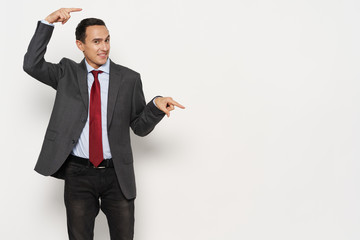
[84,58,110,74]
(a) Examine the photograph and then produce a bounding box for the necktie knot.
[91,70,103,78]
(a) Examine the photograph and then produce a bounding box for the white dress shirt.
[72,59,112,159]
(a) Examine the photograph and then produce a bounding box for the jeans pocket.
[64,163,86,177]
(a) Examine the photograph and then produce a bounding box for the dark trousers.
[64,160,134,240]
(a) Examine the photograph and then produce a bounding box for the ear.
[76,40,85,52]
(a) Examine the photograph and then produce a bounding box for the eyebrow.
[92,35,110,41]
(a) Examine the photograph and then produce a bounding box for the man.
[23,7,184,240]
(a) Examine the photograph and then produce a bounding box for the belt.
[67,154,114,168]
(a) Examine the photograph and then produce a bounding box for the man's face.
[76,25,110,69]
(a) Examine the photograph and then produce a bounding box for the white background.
[1,0,360,239]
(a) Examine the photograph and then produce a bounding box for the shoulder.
[59,57,86,71]
[110,60,140,79]
[54,58,85,78]
[58,57,79,68]
[60,57,79,64]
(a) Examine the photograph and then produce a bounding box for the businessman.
[23,8,184,240]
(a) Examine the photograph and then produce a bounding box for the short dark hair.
[75,18,106,43]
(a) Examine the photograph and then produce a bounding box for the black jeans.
[64,160,134,240]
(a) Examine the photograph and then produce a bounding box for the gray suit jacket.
[23,21,165,199]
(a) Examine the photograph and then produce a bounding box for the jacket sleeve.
[130,75,165,136]
[23,21,65,90]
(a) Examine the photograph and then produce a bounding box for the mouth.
[98,53,108,58]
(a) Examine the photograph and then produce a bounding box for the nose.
[101,41,109,51]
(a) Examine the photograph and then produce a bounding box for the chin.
[99,58,108,65]
[95,61,106,67]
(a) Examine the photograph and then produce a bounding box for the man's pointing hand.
[45,8,82,25]
[155,97,185,117]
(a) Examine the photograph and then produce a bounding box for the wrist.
[45,17,53,24]
[41,19,55,27]
[153,96,163,109]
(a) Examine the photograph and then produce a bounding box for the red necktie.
[89,70,103,167]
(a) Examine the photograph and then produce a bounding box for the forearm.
[23,21,53,71]
[129,77,165,136]
[130,97,165,136]
[23,21,60,89]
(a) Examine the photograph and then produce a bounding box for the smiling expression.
[76,25,110,69]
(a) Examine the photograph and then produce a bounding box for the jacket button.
[72,140,76,144]
[81,118,86,123]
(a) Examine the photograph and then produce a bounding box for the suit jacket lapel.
[107,60,123,128]
[77,59,89,111]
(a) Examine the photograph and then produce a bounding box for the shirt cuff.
[149,96,165,116]
[153,97,159,108]
[41,19,55,27]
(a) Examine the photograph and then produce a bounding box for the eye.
[105,39,110,43]
[94,40,99,44]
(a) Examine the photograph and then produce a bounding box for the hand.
[155,97,185,117]
[45,8,82,24]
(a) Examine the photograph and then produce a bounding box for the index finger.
[169,99,185,109]
[66,8,83,13]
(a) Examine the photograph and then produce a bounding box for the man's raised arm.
[23,8,82,89]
